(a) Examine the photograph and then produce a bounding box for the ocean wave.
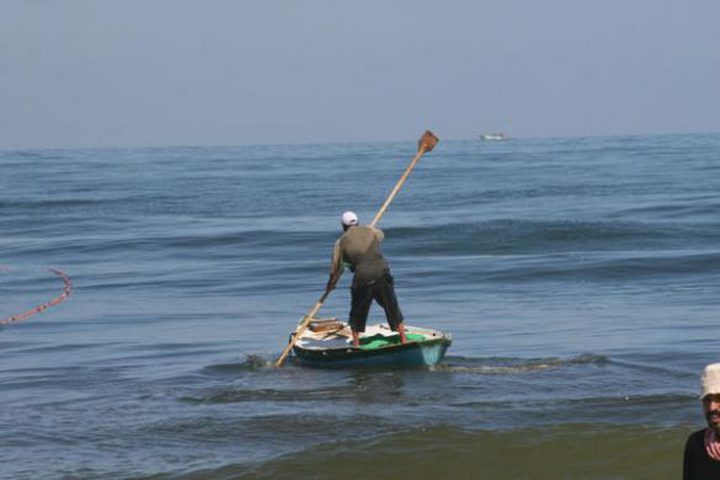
[0,198,111,210]
[147,424,689,480]
[389,219,720,256]
[396,250,720,288]
[616,200,720,220]
[179,386,346,405]
[488,251,720,283]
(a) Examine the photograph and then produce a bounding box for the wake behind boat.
[291,318,452,368]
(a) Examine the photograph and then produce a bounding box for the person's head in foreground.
[701,363,720,436]
[684,363,720,479]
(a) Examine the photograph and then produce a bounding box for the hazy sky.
[2,0,719,149]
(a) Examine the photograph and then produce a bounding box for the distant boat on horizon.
[479,133,506,141]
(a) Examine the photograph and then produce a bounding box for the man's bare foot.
[398,322,408,344]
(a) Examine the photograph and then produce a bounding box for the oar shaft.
[370,147,427,227]
[274,294,327,367]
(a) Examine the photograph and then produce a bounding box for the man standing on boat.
[683,362,720,479]
[325,211,407,348]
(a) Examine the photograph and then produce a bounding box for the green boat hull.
[292,336,451,368]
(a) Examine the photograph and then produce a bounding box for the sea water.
[1,133,719,479]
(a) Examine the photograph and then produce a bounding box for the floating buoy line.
[0,268,73,327]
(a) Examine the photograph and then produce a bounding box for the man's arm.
[325,239,344,293]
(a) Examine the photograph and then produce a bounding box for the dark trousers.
[349,272,403,332]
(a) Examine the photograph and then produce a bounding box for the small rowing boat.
[291,319,452,368]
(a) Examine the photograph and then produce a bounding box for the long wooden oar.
[274,130,439,367]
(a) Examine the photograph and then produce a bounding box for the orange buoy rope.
[0,268,73,326]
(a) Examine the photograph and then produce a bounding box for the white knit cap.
[341,211,359,226]
[700,363,720,399]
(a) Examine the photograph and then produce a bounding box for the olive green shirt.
[330,225,388,287]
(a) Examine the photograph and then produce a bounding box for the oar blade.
[419,130,439,153]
